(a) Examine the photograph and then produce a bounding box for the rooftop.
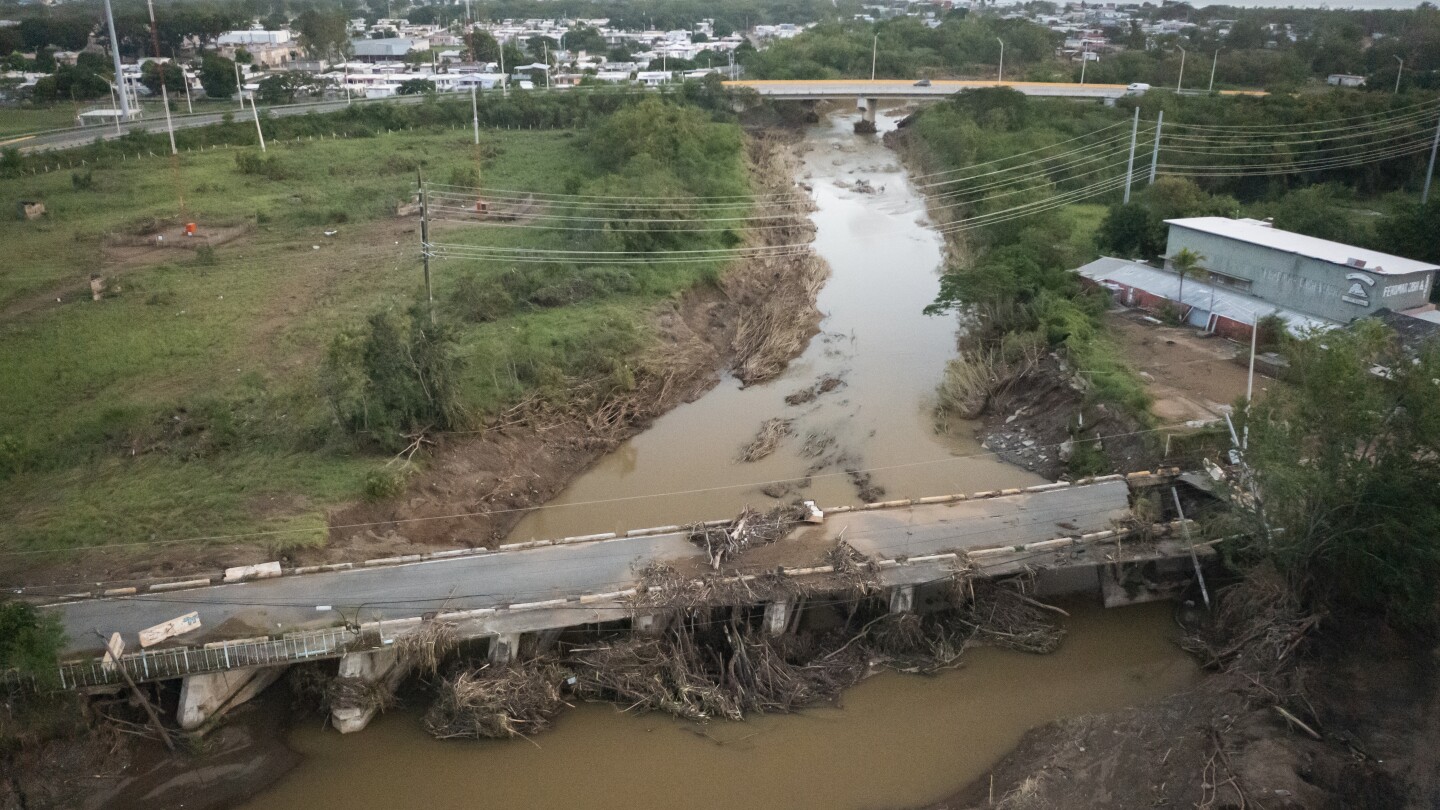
[1076,256,1337,332]
[1165,217,1440,277]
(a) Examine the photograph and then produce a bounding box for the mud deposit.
[237,602,1197,810]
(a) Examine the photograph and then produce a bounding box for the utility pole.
[1208,48,1221,92]
[102,0,130,123]
[995,37,1004,83]
[1175,45,1186,93]
[178,54,192,114]
[870,33,877,81]
[108,83,123,134]
[500,38,507,96]
[250,92,266,152]
[1424,106,1439,204]
[418,172,434,324]
[471,83,480,143]
[1079,41,1088,85]
[1394,55,1404,94]
[1123,107,1140,204]
[1148,109,1163,184]
[145,0,177,156]
[234,62,244,111]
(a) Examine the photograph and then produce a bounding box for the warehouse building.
[1076,217,1439,339]
[1163,217,1437,324]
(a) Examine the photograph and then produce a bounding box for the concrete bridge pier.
[888,585,916,614]
[330,648,405,734]
[177,665,286,732]
[488,632,522,665]
[764,598,804,636]
[633,612,671,636]
[526,627,564,657]
[856,96,879,123]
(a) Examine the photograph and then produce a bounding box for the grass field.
[0,108,747,561]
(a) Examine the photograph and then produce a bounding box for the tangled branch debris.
[1182,565,1318,687]
[957,580,1067,655]
[739,418,793,462]
[423,664,571,740]
[567,621,869,721]
[686,505,803,569]
[395,620,458,676]
[416,567,1069,742]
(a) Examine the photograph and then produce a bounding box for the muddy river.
[235,112,1198,810]
[240,602,1196,810]
[509,111,1041,542]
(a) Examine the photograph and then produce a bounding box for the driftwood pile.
[423,664,571,740]
[567,621,868,721]
[416,569,1069,742]
[687,505,803,569]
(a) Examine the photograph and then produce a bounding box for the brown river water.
[240,602,1196,810]
[236,112,1199,810]
[509,111,1041,542]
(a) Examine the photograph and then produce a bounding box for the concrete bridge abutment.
[177,665,287,731]
[330,647,406,734]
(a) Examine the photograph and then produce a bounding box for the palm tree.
[1169,247,1205,309]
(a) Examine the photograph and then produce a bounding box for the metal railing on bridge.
[46,626,381,690]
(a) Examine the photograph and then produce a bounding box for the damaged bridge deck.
[38,471,1208,722]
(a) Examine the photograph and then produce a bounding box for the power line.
[1,423,1197,558]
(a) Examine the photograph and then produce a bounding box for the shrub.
[363,464,412,501]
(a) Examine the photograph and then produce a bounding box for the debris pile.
[739,418,793,462]
[423,664,571,739]
[686,505,802,569]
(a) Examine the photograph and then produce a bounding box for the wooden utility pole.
[418,171,434,324]
[94,631,175,752]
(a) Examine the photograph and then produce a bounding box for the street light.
[1208,47,1221,92]
[1394,55,1404,94]
[996,37,1005,83]
[1079,40,1088,85]
[871,33,877,81]
[1176,45,1186,92]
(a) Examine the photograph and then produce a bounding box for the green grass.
[0,103,94,139]
[0,112,751,560]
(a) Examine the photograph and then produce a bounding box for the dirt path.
[1106,310,1271,424]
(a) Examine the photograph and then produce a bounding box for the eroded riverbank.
[509,111,1040,543]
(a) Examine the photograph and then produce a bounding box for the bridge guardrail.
[48,626,375,689]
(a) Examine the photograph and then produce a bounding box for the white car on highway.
[1126,82,1152,95]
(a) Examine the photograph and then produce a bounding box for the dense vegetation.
[1225,323,1440,630]
[743,16,1057,81]
[0,89,748,557]
[904,87,1437,474]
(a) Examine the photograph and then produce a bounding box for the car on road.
[1125,82,1152,95]
[913,78,932,87]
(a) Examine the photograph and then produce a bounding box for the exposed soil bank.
[928,626,1440,809]
[882,118,1151,482]
[318,134,828,554]
[2,688,299,810]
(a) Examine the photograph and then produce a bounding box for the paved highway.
[49,480,1128,654]
[4,94,435,154]
[726,78,1264,100]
